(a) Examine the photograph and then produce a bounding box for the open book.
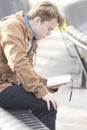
[47,74,72,87]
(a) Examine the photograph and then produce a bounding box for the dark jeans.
[0,85,57,130]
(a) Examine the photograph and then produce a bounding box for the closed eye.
[48,27,54,31]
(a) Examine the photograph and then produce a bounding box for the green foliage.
[60,18,68,30]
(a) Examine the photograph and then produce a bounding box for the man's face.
[34,18,57,40]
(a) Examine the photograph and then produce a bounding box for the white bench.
[0,107,49,130]
[61,0,87,88]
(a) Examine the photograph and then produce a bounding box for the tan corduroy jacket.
[0,11,48,98]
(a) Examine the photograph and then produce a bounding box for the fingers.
[50,84,62,89]
[54,99,58,109]
[46,99,57,110]
[51,99,56,110]
[42,93,58,110]
[47,100,50,110]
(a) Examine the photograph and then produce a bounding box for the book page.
[47,75,72,87]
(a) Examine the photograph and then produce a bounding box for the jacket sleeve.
[1,19,48,98]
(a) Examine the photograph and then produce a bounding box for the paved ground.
[35,31,87,130]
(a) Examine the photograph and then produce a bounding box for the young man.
[0,1,63,130]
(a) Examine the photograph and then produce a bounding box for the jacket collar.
[24,16,36,41]
[16,11,33,40]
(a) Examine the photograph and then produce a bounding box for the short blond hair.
[28,1,64,26]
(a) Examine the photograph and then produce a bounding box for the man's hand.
[42,93,58,110]
[50,84,66,89]
[47,84,66,93]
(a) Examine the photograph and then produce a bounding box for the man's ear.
[33,17,41,25]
